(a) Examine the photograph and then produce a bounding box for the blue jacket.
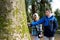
[31,21,41,36]
[31,16,58,37]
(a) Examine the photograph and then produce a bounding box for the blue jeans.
[44,36,54,40]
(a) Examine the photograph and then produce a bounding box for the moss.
[13,7,19,18]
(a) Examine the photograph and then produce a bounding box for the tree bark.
[0,0,31,40]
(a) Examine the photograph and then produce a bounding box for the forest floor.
[31,34,60,40]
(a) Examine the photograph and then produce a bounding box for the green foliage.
[55,9,60,16]
[54,9,60,29]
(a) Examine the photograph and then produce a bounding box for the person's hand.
[27,23,32,27]
[38,34,43,38]
[38,32,43,38]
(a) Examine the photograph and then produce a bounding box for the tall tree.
[0,0,31,40]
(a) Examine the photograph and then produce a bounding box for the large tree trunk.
[0,0,31,40]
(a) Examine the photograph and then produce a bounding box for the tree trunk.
[0,0,31,40]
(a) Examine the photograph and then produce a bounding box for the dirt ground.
[55,34,60,40]
[31,34,60,40]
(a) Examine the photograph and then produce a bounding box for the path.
[31,34,60,40]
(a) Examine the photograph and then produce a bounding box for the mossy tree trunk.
[0,0,31,40]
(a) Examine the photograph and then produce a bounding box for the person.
[29,13,43,40]
[30,9,58,40]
